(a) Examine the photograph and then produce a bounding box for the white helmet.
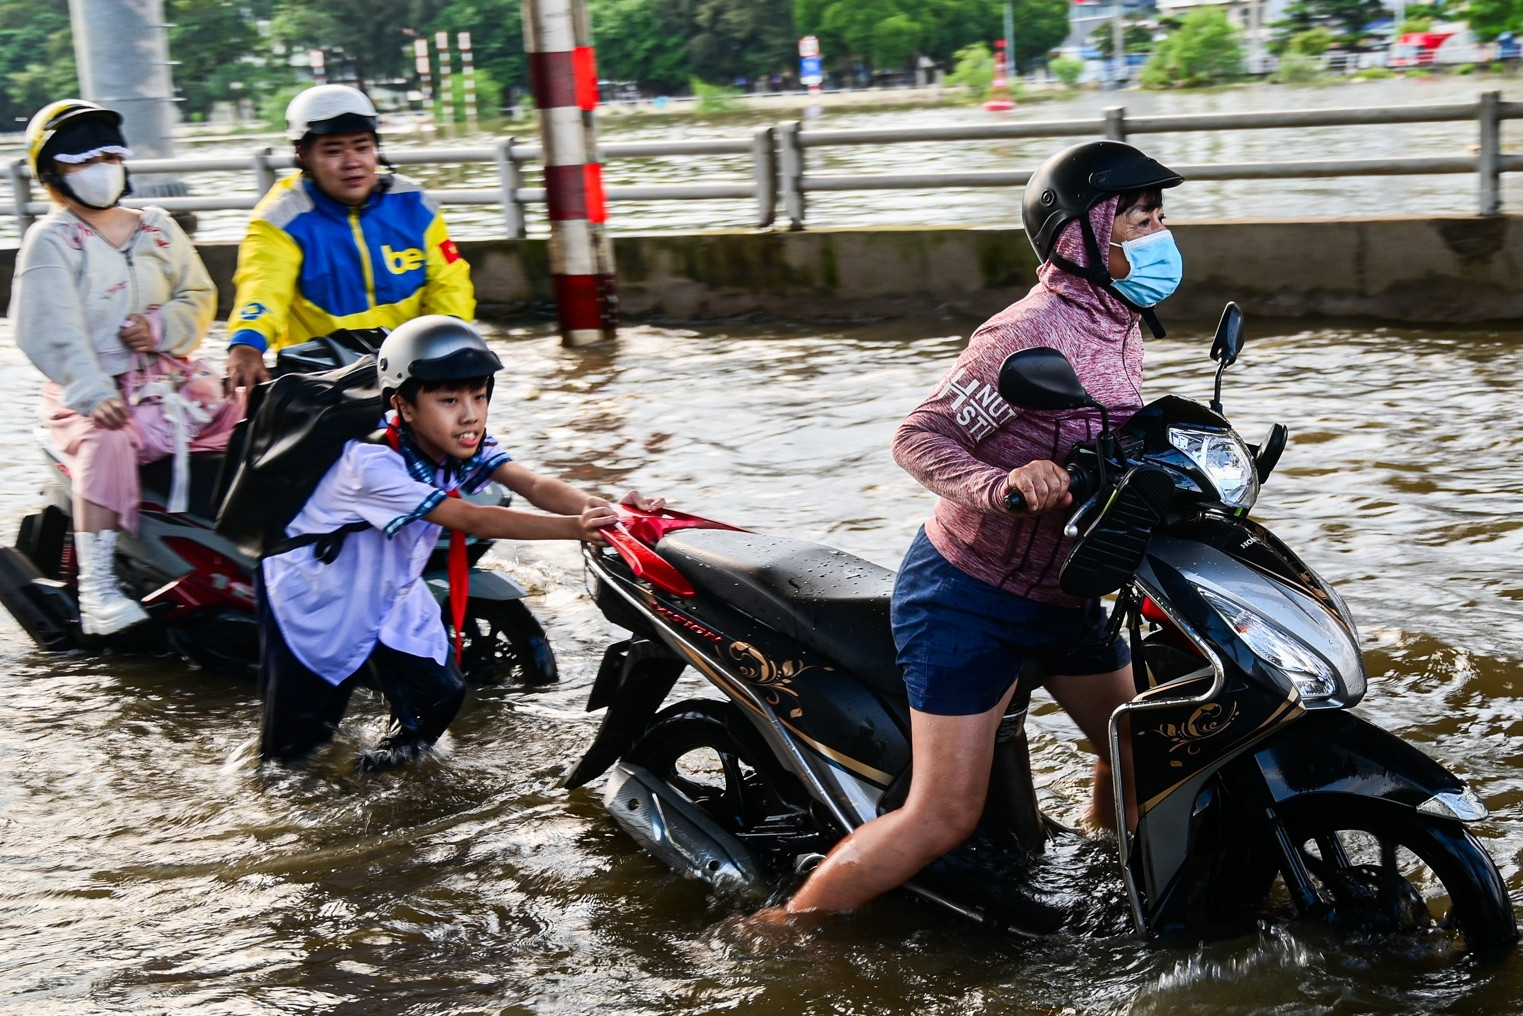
[377,316,503,400]
[285,84,379,143]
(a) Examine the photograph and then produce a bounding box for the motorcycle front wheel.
[1273,799,1518,956]
[626,699,832,873]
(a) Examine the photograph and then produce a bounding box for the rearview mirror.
[1210,302,1245,367]
[998,347,1098,412]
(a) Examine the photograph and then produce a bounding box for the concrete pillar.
[523,0,618,347]
[67,0,185,198]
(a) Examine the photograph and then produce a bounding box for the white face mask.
[65,162,126,209]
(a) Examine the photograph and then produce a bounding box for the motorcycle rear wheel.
[626,699,830,873]
[1273,799,1518,956]
[448,597,558,686]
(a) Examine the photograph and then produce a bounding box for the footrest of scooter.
[0,546,78,651]
[1060,466,1175,599]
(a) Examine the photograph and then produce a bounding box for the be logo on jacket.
[227,173,475,354]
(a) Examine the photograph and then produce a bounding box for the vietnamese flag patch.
[439,238,461,264]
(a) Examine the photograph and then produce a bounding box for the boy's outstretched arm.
[425,497,616,544]
[490,461,665,517]
[422,462,666,544]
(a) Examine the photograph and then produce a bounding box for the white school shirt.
[261,435,507,684]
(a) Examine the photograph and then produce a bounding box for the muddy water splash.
[0,316,1518,1014]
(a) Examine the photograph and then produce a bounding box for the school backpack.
[214,354,385,560]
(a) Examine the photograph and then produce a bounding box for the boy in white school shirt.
[258,315,661,766]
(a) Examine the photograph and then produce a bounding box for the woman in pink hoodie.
[758,141,1185,929]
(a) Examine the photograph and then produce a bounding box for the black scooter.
[564,304,1518,955]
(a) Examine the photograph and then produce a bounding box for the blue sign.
[800,55,823,85]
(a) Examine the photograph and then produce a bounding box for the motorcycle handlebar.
[1003,464,1096,515]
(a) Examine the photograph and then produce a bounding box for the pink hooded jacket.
[892,195,1144,608]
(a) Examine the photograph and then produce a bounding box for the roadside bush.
[947,42,995,97]
[1139,9,1245,87]
[1355,65,1395,79]
[260,86,304,132]
[1049,56,1084,86]
[1288,27,1336,56]
[1269,51,1322,83]
[690,77,740,112]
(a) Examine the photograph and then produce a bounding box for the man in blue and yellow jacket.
[226,85,475,389]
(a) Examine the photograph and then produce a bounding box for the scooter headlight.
[1199,588,1337,700]
[1169,426,1258,509]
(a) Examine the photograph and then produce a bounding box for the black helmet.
[1022,141,1183,263]
[377,316,503,401]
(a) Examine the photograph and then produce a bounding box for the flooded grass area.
[0,314,1520,1013]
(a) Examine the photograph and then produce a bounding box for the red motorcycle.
[0,331,556,685]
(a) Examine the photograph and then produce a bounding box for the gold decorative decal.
[1149,701,1241,767]
[670,639,894,787]
[729,642,831,715]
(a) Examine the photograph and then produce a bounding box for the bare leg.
[76,499,120,535]
[772,681,1019,918]
[1043,666,1137,834]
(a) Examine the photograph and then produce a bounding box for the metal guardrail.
[5,90,1519,236]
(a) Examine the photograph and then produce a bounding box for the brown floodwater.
[0,313,1519,1014]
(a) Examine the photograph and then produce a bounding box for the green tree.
[1006,0,1070,71]
[169,0,282,121]
[1088,19,1156,60]
[432,0,527,106]
[1139,8,1244,87]
[591,0,693,92]
[687,0,797,86]
[871,13,922,68]
[0,0,74,127]
[1270,0,1386,51]
[270,0,425,94]
[793,0,1066,78]
[1466,0,1522,40]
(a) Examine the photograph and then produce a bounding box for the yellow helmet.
[24,100,126,181]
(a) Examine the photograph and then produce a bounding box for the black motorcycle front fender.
[562,637,686,790]
[1249,708,1474,813]
[1138,707,1487,937]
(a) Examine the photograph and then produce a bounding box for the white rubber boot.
[74,531,148,636]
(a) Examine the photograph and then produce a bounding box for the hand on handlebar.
[1004,460,1074,515]
[226,344,270,391]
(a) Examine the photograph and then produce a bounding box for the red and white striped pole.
[523,0,617,347]
[459,31,479,131]
[414,38,433,116]
[435,30,455,125]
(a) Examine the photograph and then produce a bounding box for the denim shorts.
[890,527,1130,716]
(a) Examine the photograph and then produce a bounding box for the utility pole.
[68,0,185,198]
[1112,1,1127,88]
[522,0,618,346]
[1004,1,1017,77]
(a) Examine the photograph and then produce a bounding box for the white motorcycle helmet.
[377,316,503,404]
[285,84,379,144]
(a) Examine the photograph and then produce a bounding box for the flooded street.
[0,312,1519,1014]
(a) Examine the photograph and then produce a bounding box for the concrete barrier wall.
[6,216,1523,325]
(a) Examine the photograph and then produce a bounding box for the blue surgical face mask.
[1110,228,1182,307]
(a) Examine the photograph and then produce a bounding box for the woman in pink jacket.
[756,140,1185,929]
[12,101,242,636]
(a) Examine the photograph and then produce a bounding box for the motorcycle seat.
[139,452,226,521]
[656,529,904,696]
